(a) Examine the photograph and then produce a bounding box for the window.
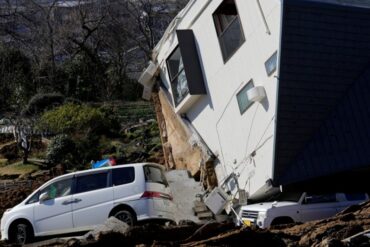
[112,167,135,186]
[75,172,108,194]
[143,165,168,187]
[237,80,254,114]
[267,192,303,202]
[345,193,367,201]
[167,47,189,106]
[213,0,245,62]
[304,193,337,204]
[27,191,40,204]
[265,51,278,76]
[39,178,73,201]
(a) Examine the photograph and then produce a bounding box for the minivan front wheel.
[114,210,135,226]
[10,222,33,245]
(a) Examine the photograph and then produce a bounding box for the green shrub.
[46,134,76,166]
[38,103,119,136]
[22,93,65,116]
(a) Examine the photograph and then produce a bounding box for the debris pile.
[272,200,370,246]
[6,200,367,247]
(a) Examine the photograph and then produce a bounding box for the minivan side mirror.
[39,192,49,203]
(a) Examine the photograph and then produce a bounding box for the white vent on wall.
[142,86,153,101]
[138,61,158,87]
[247,86,266,102]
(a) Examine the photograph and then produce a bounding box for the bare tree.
[4,116,35,164]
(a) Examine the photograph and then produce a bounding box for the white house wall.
[156,0,282,197]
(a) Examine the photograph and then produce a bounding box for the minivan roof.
[49,162,164,182]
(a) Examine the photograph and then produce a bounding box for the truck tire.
[270,217,294,226]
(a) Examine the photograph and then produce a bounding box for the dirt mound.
[33,201,370,247]
[0,165,64,218]
[0,176,368,247]
[271,200,370,246]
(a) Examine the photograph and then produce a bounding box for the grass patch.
[0,159,7,167]
[0,162,39,176]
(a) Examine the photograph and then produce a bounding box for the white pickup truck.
[239,192,369,228]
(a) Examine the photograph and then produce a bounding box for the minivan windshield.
[143,165,168,186]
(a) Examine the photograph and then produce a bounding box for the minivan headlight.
[4,208,12,213]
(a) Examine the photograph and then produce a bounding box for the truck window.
[345,193,366,201]
[143,165,168,186]
[75,172,108,194]
[304,193,337,204]
[267,192,302,202]
[112,167,135,186]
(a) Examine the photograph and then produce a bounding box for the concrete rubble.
[16,200,368,247]
[166,170,203,224]
[0,170,369,247]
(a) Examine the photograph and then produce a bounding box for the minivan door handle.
[62,198,82,205]
[62,200,74,205]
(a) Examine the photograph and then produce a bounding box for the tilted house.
[139,0,370,201]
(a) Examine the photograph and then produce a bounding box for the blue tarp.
[92,159,109,169]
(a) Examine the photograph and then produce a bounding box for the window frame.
[143,165,169,187]
[74,171,109,194]
[166,46,189,106]
[303,193,337,204]
[236,80,255,115]
[112,167,136,186]
[27,178,73,204]
[26,190,41,204]
[213,0,246,63]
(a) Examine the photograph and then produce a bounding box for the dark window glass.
[304,193,337,204]
[213,0,245,61]
[167,47,189,106]
[76,172,108,194]
[38,178,73,201]
[265,51,278,76]
[112,167,135,186]
[237,80,254,114]
[143,165,168,186]
[266,192,302,202]
[27,191,40,204]
[345,193,366,201]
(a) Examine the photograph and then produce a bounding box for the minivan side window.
[27,191,40,204]
[75,172,108,194]
[112,167,135,186]
[34,178,73,202]
[143,165,168,186]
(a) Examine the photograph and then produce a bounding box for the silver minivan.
[1,163,175,244]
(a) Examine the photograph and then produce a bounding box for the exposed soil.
[0,165,64,218]
[77,201,370,247]
[4,201,365,247]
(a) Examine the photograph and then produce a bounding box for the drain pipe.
[256,0,271,35]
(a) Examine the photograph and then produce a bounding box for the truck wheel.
[270,217,294,226]
[114,210,136,226]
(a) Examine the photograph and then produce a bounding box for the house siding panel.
[275,0,370,185]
